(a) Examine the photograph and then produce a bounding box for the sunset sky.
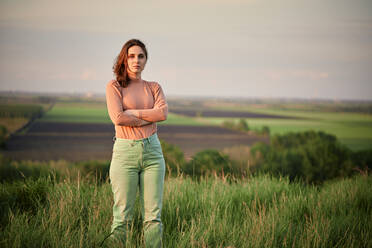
[0,0,371,100]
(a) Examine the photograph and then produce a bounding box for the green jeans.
[109,132,165,247]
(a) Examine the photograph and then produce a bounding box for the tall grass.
[0,162,371,248]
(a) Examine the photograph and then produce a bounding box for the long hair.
[113,39,148,88]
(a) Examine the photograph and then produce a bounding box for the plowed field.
[169,109,303,119]
[2,122,269,161]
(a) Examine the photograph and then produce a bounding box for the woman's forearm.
[124,107,168,122]
[124,110,153,125]
[125,82,168,123]
[124,109,141,118]
[139,119,153,126]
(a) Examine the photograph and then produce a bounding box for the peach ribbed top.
[105,79,168,140]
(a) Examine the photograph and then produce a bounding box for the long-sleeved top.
[105,79,168,139]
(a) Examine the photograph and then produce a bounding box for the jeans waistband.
[113,132,158,143]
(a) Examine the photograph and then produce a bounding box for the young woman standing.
[105,39,168,247]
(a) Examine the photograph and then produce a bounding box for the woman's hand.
[124,109,139,118]
[139,119,153,126]
[124,109,152,126]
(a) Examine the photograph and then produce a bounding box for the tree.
[236,118,249,132]
[255,130,355,184]
[184,149,231,177]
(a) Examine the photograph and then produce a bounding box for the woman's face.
[127,45,147,74]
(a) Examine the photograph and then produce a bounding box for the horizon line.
[0,90,371,103]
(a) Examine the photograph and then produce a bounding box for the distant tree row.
[0,104,44,118]
[313,104,372,114]
[222,118,270,136]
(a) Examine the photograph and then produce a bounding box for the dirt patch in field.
[1,122,269,162]
[157,125,268,160]
[169,109,303,119]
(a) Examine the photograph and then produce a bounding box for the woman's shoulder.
[106,79,120,88]
[144,80,162,90]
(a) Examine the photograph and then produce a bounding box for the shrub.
[251,131,356,184]
[221,120,235,130]
[222,118,250,132]
[249,141,270,168]
[261,125,270,136]
[183,149,232,178]
[160,139,186,177]
[351,149,372,171]
[236,118,249,132]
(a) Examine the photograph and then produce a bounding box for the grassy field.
[168,102,372,151]
[37,102,111,124]
[0,102,50,134]
[201,107,372,151]
[1,97,372,247]
[0,168,371,248]
[37,102,202,126]
[35,100,372,151]
[0,118,29,136]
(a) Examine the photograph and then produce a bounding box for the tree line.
[162,130,371,184]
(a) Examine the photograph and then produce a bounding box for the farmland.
[3,117,268,162]
[2,97,372,162]
[168,98,372,151]
[1,95,372,247]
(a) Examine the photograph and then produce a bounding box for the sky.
[0,0,371,100]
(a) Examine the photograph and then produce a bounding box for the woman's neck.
[127,71,142,82]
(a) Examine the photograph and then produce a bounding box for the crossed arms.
[105,80,168,127]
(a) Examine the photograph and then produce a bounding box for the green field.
[201,106,372,151]
[37,101,372,151]
[37,102,111,123]
[38,102,202,126]
[2,98,372,247]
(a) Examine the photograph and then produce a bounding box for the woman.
[105,39,168,247]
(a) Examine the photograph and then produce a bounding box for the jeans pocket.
[110,146,140,171]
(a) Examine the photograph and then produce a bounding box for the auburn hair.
[113,39,148,88]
